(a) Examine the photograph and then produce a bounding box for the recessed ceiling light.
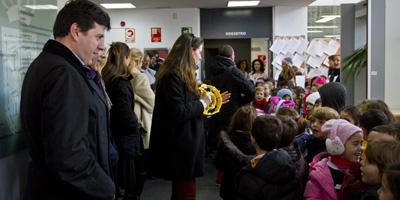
[315,15,341,23]
[308,26,338,29]
[307,30,323,33]
[324,35,341,38]
[310,0,364,6]
[24,4,57,10]
[100,3,136,9]
[227,1,260,7]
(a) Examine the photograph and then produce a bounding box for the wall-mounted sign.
[125,28,135,43]
[181,27,192,34]
[200,7,273,39]
[151,27,161,43]
[225,32,247,36]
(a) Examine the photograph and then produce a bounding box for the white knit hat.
[306,92,321,105]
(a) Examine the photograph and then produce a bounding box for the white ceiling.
[92,0,316,9]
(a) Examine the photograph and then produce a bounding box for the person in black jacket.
[148,34,227,200]
[20,1,114,199]
[235,115,301,200]
[215,105,257,200]
[102,42,142,200]
[318,82,346,113]
[209,45,255,152]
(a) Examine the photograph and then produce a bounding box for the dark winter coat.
[106,76,142,158]
[148,70,205,180]
[318,82,346,113]
[20,40,114,200]
[235,149,302,200]
[215,131,255,199]
[209,56,255,130]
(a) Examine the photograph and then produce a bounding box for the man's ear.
[69,22,80,41]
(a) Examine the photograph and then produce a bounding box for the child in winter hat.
[304,119,365,200]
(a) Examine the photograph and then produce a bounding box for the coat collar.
[43,40,85,74]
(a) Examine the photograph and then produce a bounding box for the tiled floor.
[141,157,222,200]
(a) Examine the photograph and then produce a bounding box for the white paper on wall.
[289,39,301,55]
[272,54,285,70]
[292,53,305,69]
[324,39,340,56]
[323,55,330,67]
[274,69,282,81]
[295,75,306,88]
[296,39,309,55]
[306,40,322,57]
[317,40,329,57]
[270,38,284,54]
[280,38,292,55]
[307,54,327,68]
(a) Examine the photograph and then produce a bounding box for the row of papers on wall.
[270,37,340,70]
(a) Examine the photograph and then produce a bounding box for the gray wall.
[369,0,385,99]
[341,4,356,106]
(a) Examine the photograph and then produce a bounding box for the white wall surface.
[105,8,200,52]
[273,6,308,38]
[0,151,29,200]
[385,0,400,110]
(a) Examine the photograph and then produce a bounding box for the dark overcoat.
[20,40,115,200]
[148,70,205,180]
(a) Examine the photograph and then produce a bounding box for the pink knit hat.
[313,76,327,86]
[321,119,363,155]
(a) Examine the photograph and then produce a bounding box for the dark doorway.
[203,39,251,81]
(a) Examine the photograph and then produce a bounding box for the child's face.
[343,133,363,162]
[378,174,396,200]
[368,131,396,143]
[283,94,291,101]
[311,84,320,92]
[256,91,265,101]
[307,102,314,113]
[263,84,271,96]
[311,119,325,139]
[340,111,356,125]
[360,158,381,185]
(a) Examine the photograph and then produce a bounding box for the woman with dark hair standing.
[249,59,267,84]
[148,34,228,200]
[102,42,142,200]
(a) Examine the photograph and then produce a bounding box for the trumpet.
[198,84,222,116]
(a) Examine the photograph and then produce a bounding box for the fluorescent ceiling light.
[227,1,260,7]
[307,30,323,33]
[100,3,136,9]
[324,35,341,38]
[308,26,338,29]
[24,4,57,10]
[315,15,341,23]
[310,0,364,6]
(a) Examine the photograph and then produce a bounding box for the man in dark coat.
[208,45,255,150]
[20,1,114,199]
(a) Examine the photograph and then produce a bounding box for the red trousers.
[171,179,196,200]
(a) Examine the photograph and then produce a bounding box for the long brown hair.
[101,42,130,85]
[227,105,257,134]
[155,34,203,93]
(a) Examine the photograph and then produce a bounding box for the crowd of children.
[213,57,400,200]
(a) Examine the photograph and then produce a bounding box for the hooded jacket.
[318,82,346,113]
[209,56,255,130]
[235,149,302,200]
